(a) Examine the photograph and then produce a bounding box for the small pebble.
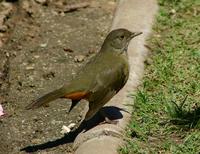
[68,123,76,129]
[63,48,74,53]
[61,123,76,134]
[170,9,176,14]
[26,66,34,70]
[74,55,85,63]
[61,125,71,134]
[40,43,47,48]
[34,55,40,59]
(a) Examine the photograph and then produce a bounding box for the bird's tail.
[25,88,66,110]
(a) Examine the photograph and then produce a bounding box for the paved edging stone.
[73,124,123,150]
[75,136,122,154]
[74,0,158,153]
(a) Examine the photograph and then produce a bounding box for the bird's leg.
[99,109,119,125]
[68,100,80,113]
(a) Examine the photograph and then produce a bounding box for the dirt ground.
[0,0,116,153]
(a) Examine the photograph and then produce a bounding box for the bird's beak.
[130,32,143,38]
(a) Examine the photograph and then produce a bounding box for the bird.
[25,28,142,122]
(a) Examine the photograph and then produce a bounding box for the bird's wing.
[84,62,129,120]
[91,61,128,94]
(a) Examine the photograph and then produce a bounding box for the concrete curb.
[74,0,158,153]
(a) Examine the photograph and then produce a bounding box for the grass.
[120,0,200,153]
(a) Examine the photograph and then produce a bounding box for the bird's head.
[102,28,142,54]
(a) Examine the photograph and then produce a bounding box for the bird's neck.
[101,43,122,53]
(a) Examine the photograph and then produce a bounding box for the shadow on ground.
[21,106,124,153]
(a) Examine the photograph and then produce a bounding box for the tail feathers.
[25,89,65,110]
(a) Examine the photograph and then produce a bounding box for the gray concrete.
[74,0,158,153]
[73,124,122,150]
[75,136,122,154]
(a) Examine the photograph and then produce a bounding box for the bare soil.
[0,0,116,153]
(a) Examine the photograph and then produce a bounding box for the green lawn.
[120,0,200,153]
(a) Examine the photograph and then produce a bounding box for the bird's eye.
[120,35,125,39]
